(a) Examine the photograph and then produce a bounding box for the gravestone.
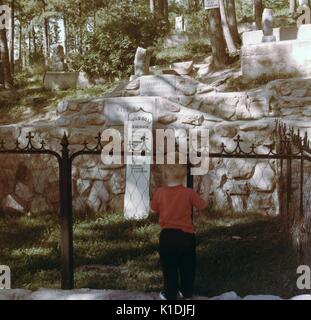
[140,75,177,96]
[298,0,309,5]
[44,45,91,90]
[175,16,186,32]
[0,265,11,289]
[52,45,67,71]
[104,97,155,125]
[297,24,311,40]
[124,109,153,219]
[262,9,276,43]
[134,47,151,77]
[139,75,198,96]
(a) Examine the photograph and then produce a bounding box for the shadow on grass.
[0,212,305,297]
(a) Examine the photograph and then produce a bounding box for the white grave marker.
[124,108,153,219]
[0,265,11,289]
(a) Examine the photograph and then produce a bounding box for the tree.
[289,0,296,16]
[253,0,263,29]
[219,0,237,54]
[10,0,14,74]
[206,8,228,68]
[158,0,168,20]
[226,0,240,45]
[0,0,13,88]
[150,0,155,14]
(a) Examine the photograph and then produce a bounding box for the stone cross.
[262,8,276,43]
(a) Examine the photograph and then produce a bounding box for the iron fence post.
[59,133,74,289]
[187,156,193,189]
[286,141,292,228]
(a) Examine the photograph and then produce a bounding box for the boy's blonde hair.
[163,164,187,183]
[162,152,187,184]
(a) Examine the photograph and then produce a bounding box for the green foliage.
[72,3,169,79]
[184,9,209,35]
[155,39,211,66]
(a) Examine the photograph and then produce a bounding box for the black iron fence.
[1,120,311,289]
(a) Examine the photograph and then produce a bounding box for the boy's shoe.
[177,291,184,299]
[159,291,179,300]
[159,291,168,300]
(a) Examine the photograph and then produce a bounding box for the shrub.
[73,3,169,80]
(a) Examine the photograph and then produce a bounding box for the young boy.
[150,164,208,300]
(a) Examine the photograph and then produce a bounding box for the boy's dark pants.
[159,229,196,300]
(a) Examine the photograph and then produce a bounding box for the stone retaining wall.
[1,76,310,217]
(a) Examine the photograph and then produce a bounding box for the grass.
[0,66,119,126]
[0,212,304,298]
[155,39,211,66]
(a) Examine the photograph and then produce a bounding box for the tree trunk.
[63,15,68,55]
[150,0,155,14]
[226,0,240,45]
[207,8,228,68]
[0,29,13,88]
[10,0,15,75]
[159,0,164,15]
[43,17,49,61]
[158,0,168,20]
[254,0,263,29]
[32,25,37,54]
[164,0,168,20]
[219,0,237,54]
[28,31,31,63]
[289,0,296,15]
[19,22,22,67]
[79,3,83,54]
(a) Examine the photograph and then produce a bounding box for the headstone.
[0,5,11,30]
[0,265,11,289]
[262,8,276,43]
[172,61,193,75]
[175,16,186,32]
[104,97,155,125]
[134,47,151,77]
[77,72,91,89]
[51,45,67,71]
[140,75,177,96]
[124,109,153,219]
[297,23,311,40]
[298,0,309,5]
[140,75,197,96]
[204,0,219,9]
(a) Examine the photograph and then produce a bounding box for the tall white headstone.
[124,109,153,220]
[175,16,185,32]
[262,8,276,42]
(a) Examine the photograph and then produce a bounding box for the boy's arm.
[192,175,212,213]
[150,207,157,214]
[150,190,159,214]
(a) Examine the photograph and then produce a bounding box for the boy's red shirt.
[150,185,206,234]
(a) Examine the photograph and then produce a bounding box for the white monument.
[262,8,276,43]
[124,108,153,219]
[175,16,186,32]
